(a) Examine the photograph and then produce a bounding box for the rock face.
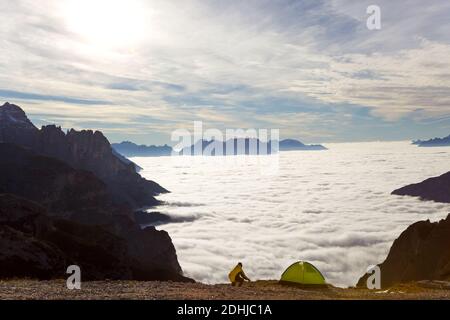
[0,102,191,282]
[357,214,450,288]
[0,143,120,224]
[0,144,190,282]
[392,172,450,203]
[0,102,167,209]
[0,194,189,281]
[0,102,38,146]
[0,194,128,280]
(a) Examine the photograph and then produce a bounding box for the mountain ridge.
[112,138,327,157]
[412,134,450,147]
[0,102,190,282]
[0,102,167,209]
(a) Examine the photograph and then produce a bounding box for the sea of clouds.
[136,141,450,287]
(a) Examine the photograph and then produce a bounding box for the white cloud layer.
[137,142,450,287]
[0,0,449,143]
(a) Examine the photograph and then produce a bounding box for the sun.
[64,0,149,49]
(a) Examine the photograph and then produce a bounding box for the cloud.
[136,142,450,286]
[0,89,110,105]
[0,0,449,143]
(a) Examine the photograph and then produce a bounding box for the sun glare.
[64,0,149,49]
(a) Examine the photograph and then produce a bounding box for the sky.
[0,0,450,145]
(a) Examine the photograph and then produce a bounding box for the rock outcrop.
[0,102,167,209]
[357,214,450,288]
[392,171,450,203]
[0,102,38,146]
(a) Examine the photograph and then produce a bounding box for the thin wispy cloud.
[0,0,449,144]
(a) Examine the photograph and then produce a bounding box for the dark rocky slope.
[0,194,128,280]
[0,144,190,282]
[392,172,450,203]
[357,214,450,288]
[0,102,191,282]
[0,143,123,224]
[0,102,166,209]
[0,194,189,281]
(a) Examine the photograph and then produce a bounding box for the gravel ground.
[0,280,449,300]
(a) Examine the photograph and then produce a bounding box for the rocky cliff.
[0,102,190,282]
[392,171,450,203]
[357,214,450,288]
[0,143,122,224]
[0,144,190,282]
[0,102,167,209]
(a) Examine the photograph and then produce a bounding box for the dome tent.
[280,261,326,286]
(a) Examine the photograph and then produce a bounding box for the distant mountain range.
[112,141,173,157]
[112,139,326,157]
[412,134,450,147]
[279,139,326,151]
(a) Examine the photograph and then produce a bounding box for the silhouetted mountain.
[178,138,326,155]
[112,139,326,158]
[0,102,167,209]
[179,138,270,156]
[392,172,450,203]
[112,141,172,157]
[0,102,190,282]
[357,214,450,288]
[413,134,450,147]
[279,139,327,151]
[0,102,38,146]
[0,143,190,282]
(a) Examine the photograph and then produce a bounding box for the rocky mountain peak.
[0,102,168,209]
[0,102,37,131]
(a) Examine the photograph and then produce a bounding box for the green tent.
[280,261,326,286]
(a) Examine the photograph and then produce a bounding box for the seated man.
[228,262,251,287]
